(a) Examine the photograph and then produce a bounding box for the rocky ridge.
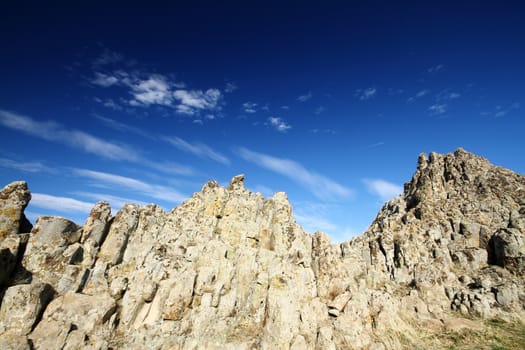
[0,149,523,349]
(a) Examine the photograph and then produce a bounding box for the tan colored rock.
[21,216,82,293]
[97,204,139,266]
[0,332,31,350]
[0,283,54,335]
[0,181,31,237]
[29,292,116,349]
[0,181,32,286]
[328,291,352,317]
[0,149,524,349]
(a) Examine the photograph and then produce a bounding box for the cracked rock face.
[0,149,523,349]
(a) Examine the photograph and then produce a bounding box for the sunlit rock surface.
[0,149,523,349]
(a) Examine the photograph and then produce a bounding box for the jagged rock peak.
[404,148,524,210]
[0,151,524,349]
[0,181,32,237]
[227,173,246,191]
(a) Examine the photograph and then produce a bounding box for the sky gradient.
[1,1,524,242]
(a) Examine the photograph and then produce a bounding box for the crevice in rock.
[30,284,55,333]
[97,216,114,249]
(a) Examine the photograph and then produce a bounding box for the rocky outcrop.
[0,181,32,288]
[0,149,523,349]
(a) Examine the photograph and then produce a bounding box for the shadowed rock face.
[0,149,523,349]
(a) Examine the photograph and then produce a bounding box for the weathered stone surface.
[0,149,524,349]
[0,181,32,286]
[0,234,22,287]
[29,292,116,350]
[0,181,31,237]
[0,283,54,335]
[21,216,82,293]
[492,228,524,273]
[0,332,31,350]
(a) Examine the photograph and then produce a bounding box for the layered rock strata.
[0,149,523,349]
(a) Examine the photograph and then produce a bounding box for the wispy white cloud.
[87,53,222,117]
[74,191,148,209]
[435,89,461,102]
[0,157,55,173]
[407,89,430,103]
[297,91,312,102]
[242,102,258,114]
[294,202,338,233]
[367,141,385,148]
[93,114,151,138]
[363,179,403,201]
[238,147,352,200]
[388,88,404,96]
[91,72,119,87]
[224,81,237,93]
[92,48,124,67]
[492,102,520,118]
[73,168,186,203]
[354,88,377,100]
[163,136,230,165]
[173,89,222,115]
[0,109,138,161]
[31,193,94,213]
[310,128,336,134]
[428,103,447,116]
[427,64,444,74]
[252,184,274,198]
[267,117,291,133]
[142,160,195,176]
[130,75,174,106]
[93,97,123,111]
[314,106,325,115]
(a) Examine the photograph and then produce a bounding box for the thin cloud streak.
[73,168,187,203]
[142,160,195,176]
[0,110,198,176]
[31,193,94,213]
[407,89,430,103]
[297,91,312,102]
[93,114,153,138]
[0,110,138,161]
[163,136,230,165]
[0,157,55,173]
[294,202,338,233]
[74,191,148,209]
[238,147,352,200]
[363,179,403,201]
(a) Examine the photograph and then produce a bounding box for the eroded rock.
[0,149,523,349]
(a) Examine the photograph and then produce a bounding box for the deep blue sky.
[1,1,524,242]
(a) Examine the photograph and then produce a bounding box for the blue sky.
[1,1,524,242]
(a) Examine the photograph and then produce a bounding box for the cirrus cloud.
[238,147,352,200]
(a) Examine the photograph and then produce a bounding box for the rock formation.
[0,149,523,349]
